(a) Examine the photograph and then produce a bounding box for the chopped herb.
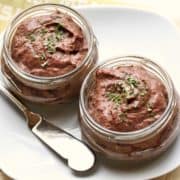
[55,24,64,41]
[47,45,56,54]
[27,33,36,42]
[106,75,142,105]
[147,103,153,112]
[41,60,48,68]
[39,52,46,61]
[40,28,48,36]
[126,76,139,87]
[55,30,63,41]
[108,83,122,94]
[119,112,127,122]
[106,92,122,104]
[42,24,64,54]
[45,36,56,54]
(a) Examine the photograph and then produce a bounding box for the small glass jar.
[1,3,98,104]
[79,56,180,161]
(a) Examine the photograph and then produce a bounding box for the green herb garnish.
[106,92,122,104]
[42,24,64,54]
[147,103,153,112]
[46,36,56,54]
[41,60,48,68]
[40,28,48,36]
[55,30,63,41]
[106,75,144,106]
[126,76,139,87]
[27,33,36,42]
[39,52,46,61]
[55,24,64,41]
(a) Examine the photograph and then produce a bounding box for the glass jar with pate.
[79,56,179,161]
[1,3,98,104]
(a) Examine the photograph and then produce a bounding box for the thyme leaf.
[106,92,122,104]
[45,36,56,54]
[41,60,48,68]
[40,28,48,36]
[27,33,36,42]
[147,103,153,112]
[126,76,139,87]
[55,24,64,41]
[55,30,63,41]
[39,52,46,61]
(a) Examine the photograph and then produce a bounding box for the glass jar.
[1,3,98,104]
[79,56,179,161]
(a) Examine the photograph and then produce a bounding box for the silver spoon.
[0,83,95,172]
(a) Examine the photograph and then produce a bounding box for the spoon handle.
[32,119,95,171]
[0,83,95,171]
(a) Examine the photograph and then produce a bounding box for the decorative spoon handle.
[0,83,95,171]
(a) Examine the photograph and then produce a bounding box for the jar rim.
[3,3,95,84]
[79,56,175,140]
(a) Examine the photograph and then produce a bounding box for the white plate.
[0,6,180,180]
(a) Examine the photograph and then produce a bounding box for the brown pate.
[11,10,88,77]
[88,65,168,132]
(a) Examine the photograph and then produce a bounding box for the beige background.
[0,0,179,179]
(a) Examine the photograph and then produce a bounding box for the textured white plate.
[0,6,180,180]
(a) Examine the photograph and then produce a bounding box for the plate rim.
[0,5,180,180]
